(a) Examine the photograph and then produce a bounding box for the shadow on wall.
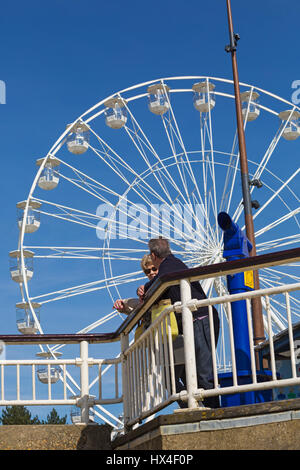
[77,424,113,450]
[0,423,113,450]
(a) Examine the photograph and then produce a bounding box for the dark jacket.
[144,254,218,334]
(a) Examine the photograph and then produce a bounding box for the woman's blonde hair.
[141,253,153,272]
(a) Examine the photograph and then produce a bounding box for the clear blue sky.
[0,0,299,423]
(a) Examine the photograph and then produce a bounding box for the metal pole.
[80,340,90,424]
[121,333,130,432]
[180,278,200,409]
[225,0,265,350]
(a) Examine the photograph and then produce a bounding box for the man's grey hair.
[148,238,171,259]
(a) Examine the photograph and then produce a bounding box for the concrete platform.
[113,399,300,450]
[1,399,300,450]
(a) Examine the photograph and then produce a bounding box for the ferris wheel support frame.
[13,68,300,425]
[225,0,265,350]
[17,76,300,343]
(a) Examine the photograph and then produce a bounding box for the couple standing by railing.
[114,237,220,410]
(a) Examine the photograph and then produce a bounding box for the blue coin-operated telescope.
[218,212,254,299]
[217,212,271,406]
[218,212,253,373]
[218,211,253,260]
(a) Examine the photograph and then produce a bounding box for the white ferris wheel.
[10,76,300,425]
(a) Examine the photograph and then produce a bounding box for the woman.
[113,254,157,314]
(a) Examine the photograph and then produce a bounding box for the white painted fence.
[0,342,122,425]
[0,248,299,430]
[121,280,300,428]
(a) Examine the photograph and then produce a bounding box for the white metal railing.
[1,248,300,429]
[121,280,300,428]
[0,358,76,405]
[0,341,122,424]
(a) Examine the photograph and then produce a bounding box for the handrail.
[117,247,300,336]
[1,247,300,345]
[0,332,117,345]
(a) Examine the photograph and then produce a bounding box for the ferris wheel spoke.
[122,88,204,241]
[24,245,150,261]
[257,233,300,252]
[253,168,300,221]
[233,132,285,224]
[288,296,300,314]
[160,97,218,243]
[220,132,239,214]
[252,128,284,184]
[77,310,126,333]
[255,207,300,238]
[38,209,99,230]
[66,118,213,246]
[267,296,299,325]
[88,141,139,185]
[30,270,145,304]
[122,101,201,234]
[238,165,300,234]
[34,195,158,244]
[57,170,119,206]
[258,286,288,332]
[221,92,255,219]
[200,119,208,218]
[58,359,122,428]
[261,266,300,284]
[102,238,120,302]
[88,125,201,240]
[239,177,300,238]
[167,197,211,247]
[88,121,190,214]
[141,89,208,236]
[59,168,179,242]
[51,311,125,356]
[213,276,232,371]
[87,121,160,188]
[34,197,102,228]
[93,405,123,428]
[199,120,220,246]
[259,276,300,327]
[198,111,220,237]
[56,156,134,202]
[206,84,220,241]
[161,116,193,207]
[122,104,189,202]
[122,180,206,247]
[253,107,297,182]
[53,358,122,428]
[234,118,298,224]
[56,152,299,252]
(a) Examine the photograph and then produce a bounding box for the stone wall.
[114,398,300,450]
[2,399,300,450]
[0,424,112,450]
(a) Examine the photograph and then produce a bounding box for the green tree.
[41,408,67,424]
[0,406,67,425]
[0,405,40,425]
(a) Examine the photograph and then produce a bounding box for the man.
[138,238,220,408]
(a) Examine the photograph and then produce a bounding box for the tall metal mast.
[225,0,265,349]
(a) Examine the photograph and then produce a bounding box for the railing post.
[80,340,90,425]
[180,278,199,409]
[121,333,130,431]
